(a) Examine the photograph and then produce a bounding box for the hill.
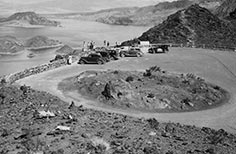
[0,12,60,27]
[122,4,236,48]
[54,0,223,26]
[215,0,236,25]
[0,36,24,54]
[25,36,62,50]
[215,0,236,18]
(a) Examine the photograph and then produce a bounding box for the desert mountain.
[0,12,60,27]
[215,0,236,18]
[122,4,236,48]
[55,0,223,26]
[0,36,24,54]
[215,0,236,22]
[25,36,62,49]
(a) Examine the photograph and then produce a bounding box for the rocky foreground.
[1,84,236,154]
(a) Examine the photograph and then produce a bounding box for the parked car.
[94,46,108,51]
[96,50,119,61]
[148,45,169,53]
[120,47,144,57]
[107,50,119,60]
[119,46,130,52]
[78,53,106,64]
[95,51,110,62]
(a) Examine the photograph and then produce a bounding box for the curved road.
[16,48,236,134]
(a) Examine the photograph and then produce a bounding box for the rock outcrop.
[1,12,60,27]
[0,36,24,54]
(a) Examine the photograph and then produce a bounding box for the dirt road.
[16,47,236,133]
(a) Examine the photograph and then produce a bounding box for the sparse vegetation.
[58,67,228,112]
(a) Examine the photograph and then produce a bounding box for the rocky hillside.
[122,4,236,48]
[215,0,236,25]
[1,84,236,153]
[215,0,236,18]
[57,0,223,26]
[25,36,62,49]
[0,36,24,54]
[1,12,60,27]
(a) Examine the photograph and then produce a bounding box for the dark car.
[95,51,111,62]
[96,50,119,61]
[120,48,144,57]
[106,50,119,60]
[78,53,106,65]
[148,45,169,53]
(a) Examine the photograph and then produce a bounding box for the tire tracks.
[198,52,236,81]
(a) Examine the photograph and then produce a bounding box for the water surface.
[0,19,149,76]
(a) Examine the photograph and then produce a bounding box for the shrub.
[147,118,159,129]
[213,85,220,90]
[113,70,119,74]
[126,76,134,82]
[143,70,152,77]
[149,66,162,72]
[147,93,155,98]
[0,78,7,85]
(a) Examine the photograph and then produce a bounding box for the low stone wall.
[0,59,67,85]
[0,49,92,86]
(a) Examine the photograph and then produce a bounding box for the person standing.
[82,41,85,52]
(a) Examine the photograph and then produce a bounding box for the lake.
[0,19,150,76]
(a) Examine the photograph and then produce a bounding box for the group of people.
[82,40,119,51]
[104,40,110,47]
[103,40,119,47]
[82,41,95,51]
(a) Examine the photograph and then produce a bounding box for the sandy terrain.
[16,47,236,134]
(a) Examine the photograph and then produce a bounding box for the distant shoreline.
[26,44,63,51]
[0,21,61,28]
[0,50,25,56]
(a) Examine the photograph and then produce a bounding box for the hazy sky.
[0,0,175,15]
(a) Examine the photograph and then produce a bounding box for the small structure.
[139,41,150,46]
[139,41,150,53]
